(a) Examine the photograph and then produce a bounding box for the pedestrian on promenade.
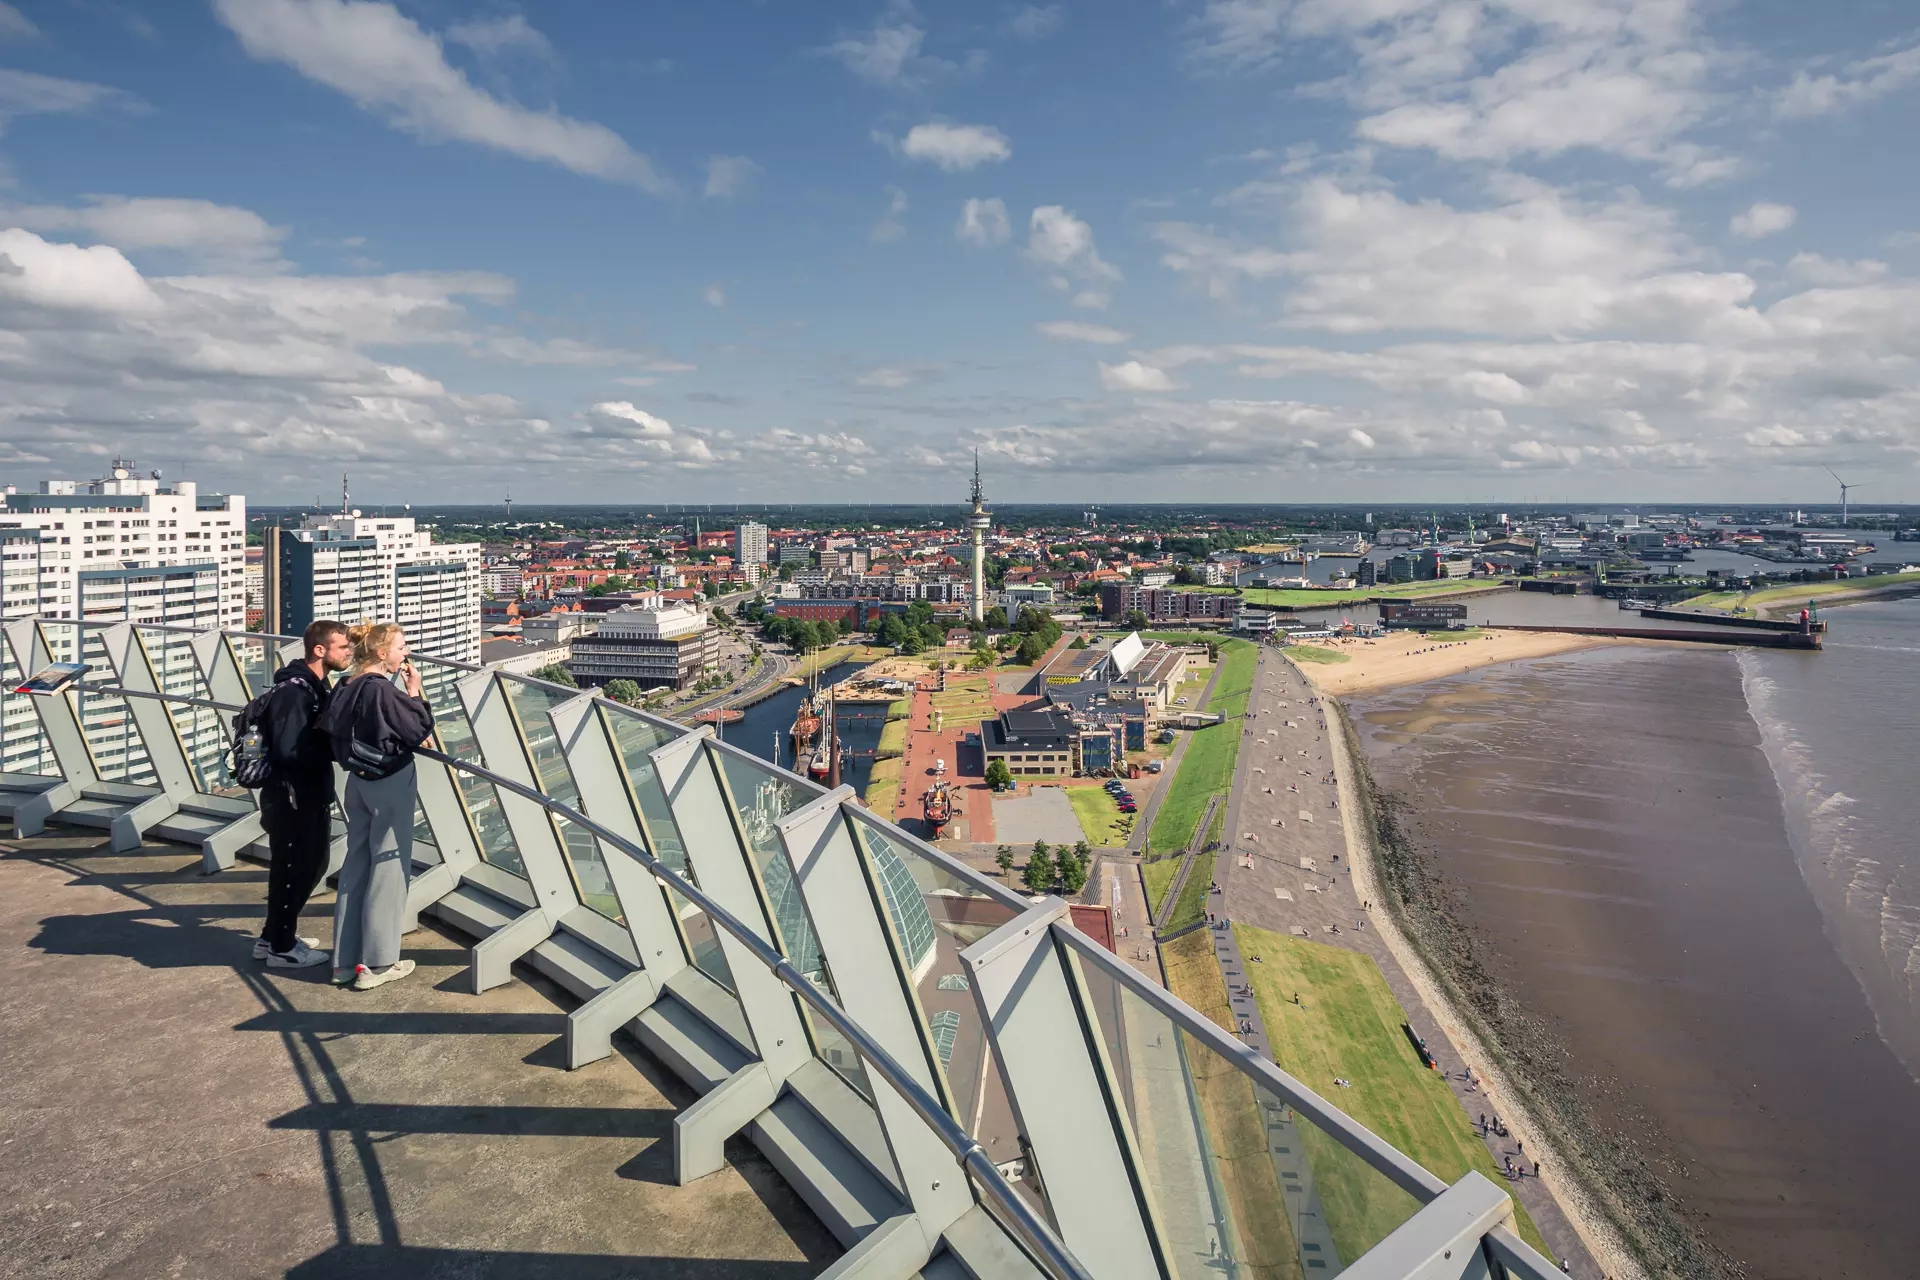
[253,618,353,969]
[319,622,436,992]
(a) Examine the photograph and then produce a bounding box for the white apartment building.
[269,511,482,664]
[480,564,525,597]
[0,462,247,779]
[736,520,769,568]
[0,463,247,629]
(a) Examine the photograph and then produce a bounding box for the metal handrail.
[49,675,1091,1280]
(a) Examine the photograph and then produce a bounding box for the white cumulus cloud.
[956,197,1010,246]
[901,122,1011,171]
[1028,206,1121,291]
[1731,202,1796,239]
[1100,360,1178,392]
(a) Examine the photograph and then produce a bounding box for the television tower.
[504,482,513,523]
[341,471,350,516]
[967,451,990,624]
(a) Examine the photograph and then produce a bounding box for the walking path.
[1208,647,1607,1278]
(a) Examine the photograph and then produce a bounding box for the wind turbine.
[1824,466,1863,527]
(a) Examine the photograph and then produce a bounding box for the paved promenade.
[1210,648,1600,1278]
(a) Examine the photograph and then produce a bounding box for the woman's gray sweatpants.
[334,761,417,972]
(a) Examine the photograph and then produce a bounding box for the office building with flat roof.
[568,603,718,690]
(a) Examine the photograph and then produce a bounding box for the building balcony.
[0,615,1562,1280]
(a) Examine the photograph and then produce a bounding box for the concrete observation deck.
[0,828,838,1280]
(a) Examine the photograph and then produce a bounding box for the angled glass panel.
[600,703,736,993]
[1075,941,1423,1278]
[709,746,871,1097]
[498,674,621,920]
[413,657,523,877]
[846,810,1033,1193]
[135,626,233,794]
[225,633,279,698]
[53,622,154,785]
[1,637,58,778]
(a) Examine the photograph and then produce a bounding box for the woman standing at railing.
[317,622,436,991]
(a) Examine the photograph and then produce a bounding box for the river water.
[716,659,885,793]
[1348,595,1920,1278]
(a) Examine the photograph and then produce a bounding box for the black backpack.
[321,676,411,781]
[228,678,316,789]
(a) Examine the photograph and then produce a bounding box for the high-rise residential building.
[266,511,482,663]
[735,520,769,568]
[0,462,246,778]
[0,462,247,628]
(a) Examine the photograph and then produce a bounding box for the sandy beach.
[1291,629,1631,696]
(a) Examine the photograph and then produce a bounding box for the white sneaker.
[254,935,319,961]
[353,959,416,991]
[266,940,330,969]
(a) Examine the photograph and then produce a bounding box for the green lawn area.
[1164,842,1216,931]
[885,696,910,720]
[1282,644,1349,664]
[876,717,908,759]
[1682,570,1920,613]
[1233,925,1548,1261]
[1142,854,1181,918]
[786,643,890,679]
[1066,784,1133,847]
[1148,637,1256,854]
[863,756,901,815]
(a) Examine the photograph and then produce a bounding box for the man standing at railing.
[253,619,353,969]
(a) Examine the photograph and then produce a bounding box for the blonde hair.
[348,621,405,673]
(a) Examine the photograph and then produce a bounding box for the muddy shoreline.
[1333,701,1734,1279]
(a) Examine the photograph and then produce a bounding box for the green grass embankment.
[1142,854,1182,918]
[1233,926,1549,1261]
[1148,637,1256,855]
[1682,570,1920,614]
[863,756,901,815]
[786,643,890,679]
[875,718,908,759]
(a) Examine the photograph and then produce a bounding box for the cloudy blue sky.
[1,0,1917,504]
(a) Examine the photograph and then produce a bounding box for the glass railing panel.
[135,626,233,794]
[1074,940,1423,1277]
[225,634,279,698]
[599,703,737,994]
[709,746,872,1096]
[498,674,621,921]
[1,638,58,778]
[845,810,1043,1207]
[413,658,523,877]
[50,622,154,785]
